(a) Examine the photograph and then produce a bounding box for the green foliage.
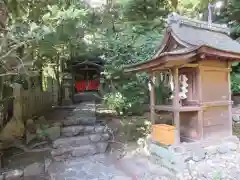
[120,117,151,141]
[231,72,240,94]
[231,62,240,94]
[99,0,168,115]
[104,92,126,115]
[3,0,223,111]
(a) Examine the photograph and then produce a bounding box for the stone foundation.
[148,136,240,174]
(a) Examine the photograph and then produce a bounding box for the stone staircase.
[73,91,101,103]
[51,101,110,160]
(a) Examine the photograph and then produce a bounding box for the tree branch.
[0,42,26,61]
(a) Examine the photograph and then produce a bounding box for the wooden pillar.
[150,72,156,124]
[228,61,233,136]
[173,67,180,144]
[197,66,203,140]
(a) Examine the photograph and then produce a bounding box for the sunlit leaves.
[232,62,240,67]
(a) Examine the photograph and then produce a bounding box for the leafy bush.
[231,72,240,94]
[103,71,149,116]
[231,62,240,94]
[104,92,127,115]
[120,117,151,142]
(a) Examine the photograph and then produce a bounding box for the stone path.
[47,146,240,180]
[47,152,174,180]
[178,151,240,180]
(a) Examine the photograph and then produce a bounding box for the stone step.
[62,117,105,126]
[51,142,108,159]
[61,125,107,137]
[73,92,101,103]
[53,133,110,148]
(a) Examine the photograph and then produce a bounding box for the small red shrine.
[67,58,103,103]
[125,13,240,145]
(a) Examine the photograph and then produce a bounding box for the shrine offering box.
[152,124,175,145]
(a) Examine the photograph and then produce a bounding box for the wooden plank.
[154,105,173,111]
[201,101,233,108]
[203,106,229,126]
[150,72,156,124]
[228,61,233,136]
[154,105,201,112]
[197,66,202,104]
[198,110,203,140]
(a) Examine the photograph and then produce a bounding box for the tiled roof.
[124,13,240,72]
[168,13,240,54]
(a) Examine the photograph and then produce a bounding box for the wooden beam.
[179,64,199,68]
[154,105,202,112]
[151,67,169,72]
[200,66,231,72]
[173,67,180,144]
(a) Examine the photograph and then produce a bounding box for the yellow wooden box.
[151,124,175,145]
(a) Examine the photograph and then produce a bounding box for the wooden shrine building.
[125,13,240,145]
[65,56,103,103]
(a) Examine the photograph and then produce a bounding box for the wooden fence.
[13,83,52,121]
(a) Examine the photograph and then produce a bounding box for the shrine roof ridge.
[167,13,230,35]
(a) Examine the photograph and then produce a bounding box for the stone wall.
[149,136,240,174]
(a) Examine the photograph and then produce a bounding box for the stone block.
[71,145,97,157]
[26,132,37,144]
[176,152,192,163]
[233,115,240,122]
[4,170,23,180]
[168,145,186,155]
[100,133,110,141]
[96,142,108,153]
[217,144,230,154]
[61,126,84,137]
[24,162,45,180]
[226,142,238,151]
[84,126,95,133]
[0,118,25,142]
[192,149,206,162]
[52,122,62,127]
[94,126,105,133]
[45,126,61,141]
[89,134,101,142]
[0,175,3,180]
[149,143,178,164]
[161,159,185,173]
[205,146,217,156]
[63,119,82,126]
[51,147,72,157]
[53,136,91,148]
